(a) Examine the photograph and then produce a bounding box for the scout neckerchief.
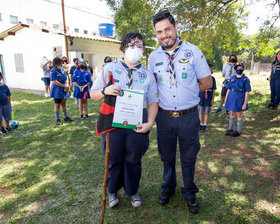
[162,37,183,88]
[121,59,141,89]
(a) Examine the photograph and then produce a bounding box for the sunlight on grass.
[255,200,279,214]
[207,161,218,173]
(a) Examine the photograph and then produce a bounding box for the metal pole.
[61,0,69,60]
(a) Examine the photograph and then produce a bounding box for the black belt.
[159,105,198,118]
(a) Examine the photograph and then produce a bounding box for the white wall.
[0,27,65,91]
[0,0,113,36]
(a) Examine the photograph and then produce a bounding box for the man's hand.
[134,122,154,133]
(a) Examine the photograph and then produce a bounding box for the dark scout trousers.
[156,108,200,199]
[101,109,149,196]
[270,78,280,105]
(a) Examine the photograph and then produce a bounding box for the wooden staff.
[100,132,111,224]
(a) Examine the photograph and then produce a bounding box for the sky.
[57,0,280,35]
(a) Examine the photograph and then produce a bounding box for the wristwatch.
[101,87,106,96]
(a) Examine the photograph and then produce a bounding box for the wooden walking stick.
[100,132,110,224]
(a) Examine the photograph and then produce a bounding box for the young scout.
[224,63,251,136]
[198,63,217,132]
[91,33,158,208]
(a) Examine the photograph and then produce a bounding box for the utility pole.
[61,0,69,60]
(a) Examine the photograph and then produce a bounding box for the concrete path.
[10,88,45,95]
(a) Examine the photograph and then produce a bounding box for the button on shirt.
[223,64,236,80]
[92,61,159,108]
[148,41,211,110]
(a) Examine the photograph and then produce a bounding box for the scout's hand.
[79,86,83,92]
[211,99,214,106]
[134,122,153,134]
[64,86,69,92]
[81,86,85,92]
[242,104,246,110]
[104,85,121,96]
[267,77,271,81]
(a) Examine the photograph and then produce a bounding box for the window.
[53,24,59,29]
[26,18,33,24]
[14,54,24,73]
[10,15,18,24]
[74,28,79,33]
[84,30,88,35]
[40,21,47,27]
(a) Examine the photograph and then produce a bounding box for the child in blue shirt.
[72,59,92,118]
[0,72,12,133]
[198,63,216,132]
[224,63,251,136]
[50,57,74,125]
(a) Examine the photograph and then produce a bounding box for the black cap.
[234,63,244,70]
[53,57,63,67]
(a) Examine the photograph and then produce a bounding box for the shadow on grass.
[0,87,280,223]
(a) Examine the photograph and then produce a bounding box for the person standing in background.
[40,56,52,97]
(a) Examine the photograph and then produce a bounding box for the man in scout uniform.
[148,10,212,214]
[91,32,158,208]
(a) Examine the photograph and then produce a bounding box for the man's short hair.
[73,57,78,63]
[104,56,112,63]
[153,10,175,27]
[120,32,145,53]
[229,54,237,60]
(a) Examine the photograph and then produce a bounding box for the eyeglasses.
[127,39,144,50]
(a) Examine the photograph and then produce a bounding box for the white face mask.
[125,47,143,63]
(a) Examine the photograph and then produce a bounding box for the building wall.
[68,38,123,74]
[0,27,65,90]
[0,0,113,36]
[0,27,123,91]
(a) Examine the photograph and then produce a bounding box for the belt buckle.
[171,111,179,117]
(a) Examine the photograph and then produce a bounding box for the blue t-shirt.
[0,84,11,106]
[70,65,77,76]
[199,76,217,107]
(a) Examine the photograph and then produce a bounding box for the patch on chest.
[138,72,147,79]
[179,58,189,63]
[185,50,193,59]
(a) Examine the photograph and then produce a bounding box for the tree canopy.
[105,0,280,69]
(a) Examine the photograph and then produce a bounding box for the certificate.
[112,89,144,129]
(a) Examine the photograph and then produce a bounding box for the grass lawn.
[0,73,279,224]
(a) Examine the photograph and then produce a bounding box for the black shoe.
[6,126,12,132]
[1,127,8,134]
[225,129,234,136]
[199,125,204,131]
[80,114,84,119]
[202,125,207,132]
[231,130,241,137]
[56,119,61,126]
[187,198,199,214]
[64,116,74,122]
[158,192,174,205]
[266,103,274,108]
[85,114,90,119]
[271,105,278,109]
[226,110,230,115]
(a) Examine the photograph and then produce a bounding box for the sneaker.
[158,192,174,205]
[85,114,90,119]
[45,93,48,97]
[6,126,12,132]
[187,198,199,214]
[80,114,84,119]
[56,119,61,126]
[266,103,274,108]
[231,130,241,137]
[0,127,7,134]
[202,125,207,132]
[215,108,223,114]
[131,193,142,207]
[225,129,234,136]
[64,117,74,122]
[199,125,204,131]
[226,110,230,115]
[108,193,119,208]
[271,105,278,109]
